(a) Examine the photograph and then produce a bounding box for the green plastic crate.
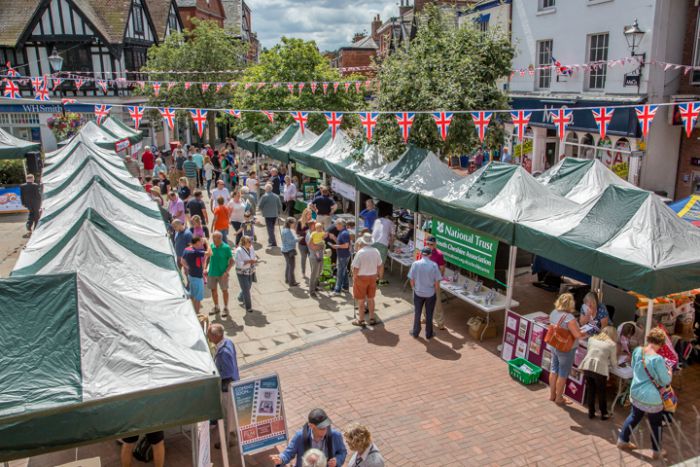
[507,357,542,385]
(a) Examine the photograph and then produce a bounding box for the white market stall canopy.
[0,124,221,461]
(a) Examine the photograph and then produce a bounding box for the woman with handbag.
[547,293,587,405]
[617,327,675,459]
[579,326,618,420]
[234,236,258,313]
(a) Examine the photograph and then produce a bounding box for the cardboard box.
[467,317,498,340]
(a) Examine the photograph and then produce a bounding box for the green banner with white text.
[433,219,498,279]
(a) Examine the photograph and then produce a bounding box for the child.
[239,210,255,242]
[190,215,207,239]
[310,223,326,260]
[177,177,191,201]
[143,176,153,194]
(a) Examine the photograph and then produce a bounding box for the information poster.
[501,311,529,362]
[433,219,498,279]
[0,187,26,213]
[231,373,288,461]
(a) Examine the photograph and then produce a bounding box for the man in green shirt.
[207,231,233,317]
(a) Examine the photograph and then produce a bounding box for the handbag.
[544,313,576,353]
[642,352,678,413]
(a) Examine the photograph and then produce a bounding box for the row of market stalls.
[239,123,700,326]
[0,120,221,461]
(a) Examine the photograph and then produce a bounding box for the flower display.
[47,112,85,141]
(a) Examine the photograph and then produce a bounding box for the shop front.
[508,97,643,181]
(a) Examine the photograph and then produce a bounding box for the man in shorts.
[120,431,165,467]
[351,234,384,326]
[208,231,233,317]
[182,236,208,313]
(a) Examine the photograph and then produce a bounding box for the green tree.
[375,5,514,160]
[141,19,249,144]
[229,37,365,140]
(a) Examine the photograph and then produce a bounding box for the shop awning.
[510,96,642,138]
[515,185,700,297]
[0,123,221,461]
[258,124,318,163]
[669,195,700,227]
[0,127,40,160]
[537,157,639,204]
[357,146,460,210]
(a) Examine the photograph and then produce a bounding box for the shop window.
[565,132,579,158]
[693,11,700,85]
[60,44,92,73]
[580,133,595,160]
[132,0,145,35]
[536,40,553,90]
[586,33,609,90]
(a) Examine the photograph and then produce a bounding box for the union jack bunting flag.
[634,104,658,139]
[128,106,145,129]
[291,111,309,134]
[159,108,176,131]
[591,107,615,139]
[470,111,493,143]
[324,112,343,140]
[432,112,454,141]
[677,102,700,138]
[509,110,532,143]
[189,109,208,137]
[359,112,379,142]
[395,112,415,144]
[94,104,112,125]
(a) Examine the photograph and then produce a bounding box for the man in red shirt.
[423,236,446,330]
[141,146,155,174]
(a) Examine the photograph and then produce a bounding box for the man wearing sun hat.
[351,233,384,327]
[272,408,347,467]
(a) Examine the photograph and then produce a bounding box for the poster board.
[501,312,586,405]
[0,186,27,213]
[231,373,288,464]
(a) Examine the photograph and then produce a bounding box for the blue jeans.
[619,404,664,452]
[334,256,350,292]
[412,293,436,338]
[237,273,253,311]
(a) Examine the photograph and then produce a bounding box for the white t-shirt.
[210,187,230,206]
[371,218,394,246]
[204,163,214,180]
[283,183,297,202]
[246,177,259,193]
[352,246,383,276]
[228,198,247,223]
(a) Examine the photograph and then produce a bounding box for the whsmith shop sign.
[0,103,93,113]
[433,219,498,279]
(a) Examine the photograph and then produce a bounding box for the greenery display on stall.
[229,37,365,141]
[0,160,25,184]
[140,19,249,144]
[374,5,514,160]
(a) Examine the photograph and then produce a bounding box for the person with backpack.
[545,292,587,406]
[271,408,347,467]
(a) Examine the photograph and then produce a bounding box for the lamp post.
[623,19,645,94]
[48,47,65,115]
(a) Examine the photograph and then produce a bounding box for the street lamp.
[48,47,65,115]
[623,19,646,93]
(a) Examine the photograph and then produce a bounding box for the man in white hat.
[350,233,384,326]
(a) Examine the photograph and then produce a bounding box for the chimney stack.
[371,14,382,41]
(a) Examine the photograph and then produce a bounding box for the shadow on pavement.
[243,310,270,327]
[361,323,400,347]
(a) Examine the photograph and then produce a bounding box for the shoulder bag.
[642,351,677,413]
[544,313,576,353]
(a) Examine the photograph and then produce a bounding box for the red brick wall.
[178,0,225,30]
[339,49,376,77]
[675,2,700,199]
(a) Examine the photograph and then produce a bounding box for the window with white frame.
[693,11,700,84]
[536,40,553,90]
[539,0,555,10]
[587,33,609,90]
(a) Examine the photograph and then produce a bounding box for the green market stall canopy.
[0,127,221,461]
[258,124,318,164]
[237,131,259,153]
[537,157,639,204]
[0,126,40,160]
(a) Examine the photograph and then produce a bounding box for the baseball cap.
[421,246,433,256]
[308,408,331,428]
[427,236,437,243]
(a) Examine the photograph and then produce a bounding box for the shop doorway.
[545,141,557,169]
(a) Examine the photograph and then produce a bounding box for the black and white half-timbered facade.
[0,0,183,149]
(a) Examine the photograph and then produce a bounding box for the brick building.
[674,1,700,200]
[176,0,226,29]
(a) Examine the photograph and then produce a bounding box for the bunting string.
[1,94,698,144]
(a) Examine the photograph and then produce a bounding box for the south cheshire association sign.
[433,219,498,279]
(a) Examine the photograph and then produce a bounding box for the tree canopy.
[140,19,249,144]
[229,37,365,141]
[374,5,514,160]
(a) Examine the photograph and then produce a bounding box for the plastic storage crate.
[507,357,542,385]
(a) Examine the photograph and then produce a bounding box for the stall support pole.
[505,245,517,311]
[218,419,230,467]
[644,300,654,344]
[353,188,361,320]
